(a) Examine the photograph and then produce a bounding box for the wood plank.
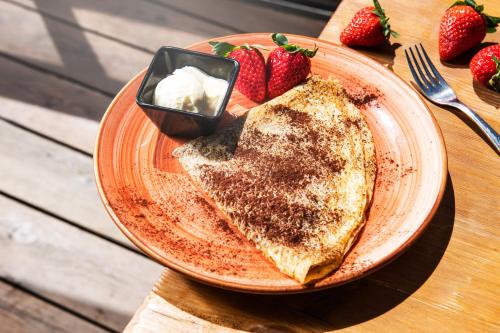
[0,280,108,333]
[9,0,327,52]
[0,0,151,94]
[0,194,163,331]
[0,120,126,244]
[7,0,235,52]
[127,1,500,331]
[319,0,499,124]
[0,0,327,154]
[315,0,500,331]
[0,0,327,99]
[126,196,499,332]
[0,56,107,154]
[124,275,334,333]
[153,0,327,36]
[279,0,338,11]
[124,293,243,333]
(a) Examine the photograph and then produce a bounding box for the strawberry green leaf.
[489,16,500,23]
[450,1,468,7]
[372,0,399,39]
[303,45,319,58]
[240,43,268,51]
[451,0,482,11]
[451,0,500,31]
[465,0,478,7]
[485,15,500,32]
[250,44,268,50]
[372,0,385,17]
[209,41,267,56]
[283,44,300,53]
[271,33,318,57]
[209,41,237,57]
[489,55,500,91]
[272,33,289,46]
[492,55,500,66]
[390,30,400,38]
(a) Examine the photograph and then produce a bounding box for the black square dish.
[136,46,239,137]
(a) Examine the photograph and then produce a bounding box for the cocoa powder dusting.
[342,81,382,109]
[401,166,415,177]
[108,185,247,276]
[199,105,345,246]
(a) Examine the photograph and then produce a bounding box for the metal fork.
[405,44,499,153]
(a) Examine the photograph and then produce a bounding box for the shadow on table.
[1,0,328,124]
[158,174,455,332]
[439,102,500,153]
[347,42,402,71]
[473,80,500,109]
[440,42,498,69]
[0,276,132,332]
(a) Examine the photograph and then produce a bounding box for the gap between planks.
[0,0,328,155]
[0,193,163,331]
[2,0,158,54]
[0,277,118,333]
[1,0,328,96]
[0,189,146,257]
[0,116,93,157]
[0,119,131,246]
[0,50,115,98]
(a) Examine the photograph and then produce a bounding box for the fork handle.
[448,100,500,154]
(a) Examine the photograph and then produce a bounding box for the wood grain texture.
[0,194,163,331]
[0,280,108,333]
[127,0,500,331]
[8,0,326,51]
[0,0,150,94]
[8,0,234,51]
[151,0,327,36]
[0,1,330,330]
[0,0,326,99]
[0,0,328,154]
[125,293,242,333]
[0,56,107,154]
[95,34,446,292]
[320,1,500,312]
[0,120,127,243]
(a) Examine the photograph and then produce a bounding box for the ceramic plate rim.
[94,34,448,294]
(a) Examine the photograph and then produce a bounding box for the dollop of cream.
[154,66,228,116]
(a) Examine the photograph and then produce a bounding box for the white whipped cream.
[154,66,228,116]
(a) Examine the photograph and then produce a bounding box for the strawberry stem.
[271,33,318,57]
[485,15,500,33]
[209,41,267,57]
[372,0,399,39]
[209,41,237,57]
[451,0,500,33]
[489,55,500,92]
[272,33,289,46]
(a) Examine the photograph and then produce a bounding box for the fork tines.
[404,44,449,93]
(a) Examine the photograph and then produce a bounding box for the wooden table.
[124,1,500,332]
[0,1,329,332]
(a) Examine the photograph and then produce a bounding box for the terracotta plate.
[95,34,447,293]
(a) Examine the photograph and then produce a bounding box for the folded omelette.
[173,76,376,283]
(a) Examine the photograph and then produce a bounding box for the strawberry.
[266,33,318,99]
[470,44,500,91]
[439,0,500,61]
[340,0,398,47]
[209,41,266,102]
